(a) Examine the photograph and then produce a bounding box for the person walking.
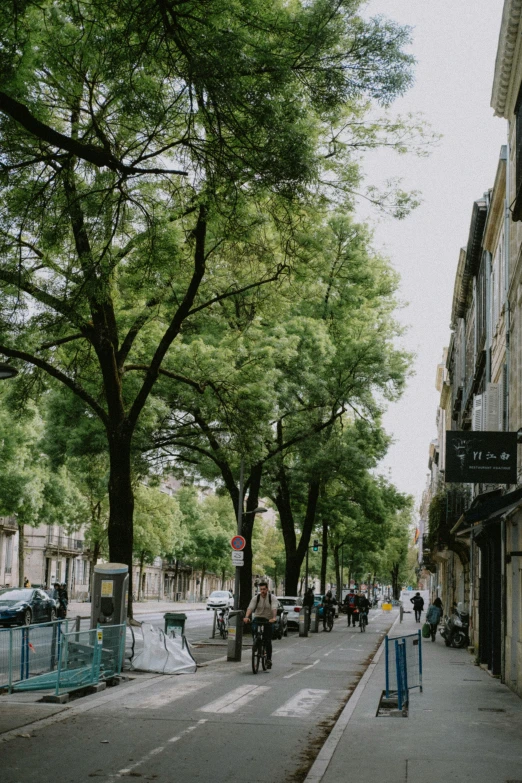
[345,589,358,627]
[411,592,424,622]
[426,601,442,642]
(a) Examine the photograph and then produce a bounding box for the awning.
[451,486,522,536]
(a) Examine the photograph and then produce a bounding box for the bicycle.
[251,617,270,674]
[216,608,229,639]
[323,606,334,632]
[359,610,368,632]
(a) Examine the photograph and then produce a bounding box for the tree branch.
[0,345,108,425]
[0,91,188,177]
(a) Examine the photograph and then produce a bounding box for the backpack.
[347,594,356,607]
[412,596,423,608]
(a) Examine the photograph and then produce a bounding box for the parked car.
[273,599,288,639]
[206,590,234,611]
[0,587,57,627]
[276,596,302,629]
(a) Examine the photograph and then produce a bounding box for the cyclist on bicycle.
[357,592,370,627]
[321,591,337,630]
[244,581,277,669]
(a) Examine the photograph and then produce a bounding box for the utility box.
[165,612,187,635]
[227,610,244,661]
[90,563,128,629]
[299,607,309,637]
[309,605,320,633]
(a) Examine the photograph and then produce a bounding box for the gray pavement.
[0,608,397,782]
[308,609,522,783]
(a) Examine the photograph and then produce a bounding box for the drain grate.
[478,707,506,712]
[463,678,482,682]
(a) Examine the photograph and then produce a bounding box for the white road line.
[283,658,320,679]
[272,689,329,718]
[135,679,210,708]
[199,684,270,713]
[105,719,207,781]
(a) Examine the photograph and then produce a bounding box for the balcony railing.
[46,534,84,553]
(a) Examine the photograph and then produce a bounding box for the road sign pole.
[234,458,244,610]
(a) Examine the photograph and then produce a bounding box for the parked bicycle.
[251,617,270,673]
[216,608,229,639]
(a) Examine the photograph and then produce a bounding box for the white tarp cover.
[130,624,197,675]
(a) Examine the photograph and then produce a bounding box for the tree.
[133,484,182,600]
[0,1,420,612]
[0,396,88,583]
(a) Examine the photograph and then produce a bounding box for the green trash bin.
[164,612,187,635]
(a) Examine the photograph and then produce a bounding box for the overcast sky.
[357,0,507,510]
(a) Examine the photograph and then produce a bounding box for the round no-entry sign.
[231,535,246,551]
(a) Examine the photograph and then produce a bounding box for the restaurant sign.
[445,431,517,484]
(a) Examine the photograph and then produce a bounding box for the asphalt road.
[1,609,398,783]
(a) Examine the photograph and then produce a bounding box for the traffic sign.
[231,535,246,551]
[232,551,244,565]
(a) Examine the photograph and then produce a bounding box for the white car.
[276,596,303,629]
[206,590,234,610]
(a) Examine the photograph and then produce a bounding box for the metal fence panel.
[0,620,72,691]
[0,621,125,694]
[385,630,422,697]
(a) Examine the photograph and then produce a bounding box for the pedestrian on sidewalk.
[410,592,424,622]
[426,602,442,641]
[345,589,358,626]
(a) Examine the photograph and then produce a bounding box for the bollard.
[309,606,320,633]
[227,610,244,661]
[299,607,309,637]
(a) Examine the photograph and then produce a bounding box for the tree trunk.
[320,517,328,593]
[107,428,135,616]
[276,466,321,596]
[173,560,179,600]
[200,568,206,601]
[138,551,145,601]
[221,567,226,589]
[239,464,263,611]
[17,521,24,588]
[333,544,341,599]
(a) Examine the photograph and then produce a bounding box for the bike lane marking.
[272,689,329,718]
[104,719,208,781]
[283,658,320,679]
[199,684,271,713]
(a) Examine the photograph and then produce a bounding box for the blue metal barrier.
[385,630,422,700]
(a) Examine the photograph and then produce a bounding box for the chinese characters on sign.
[445,432,518,484]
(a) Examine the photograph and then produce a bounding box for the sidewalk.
[67,599,207,617]
[308,609,522,783]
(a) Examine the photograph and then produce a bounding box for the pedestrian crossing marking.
[272,688,329,718]
[133,679,210,708]
[199,684,271,714]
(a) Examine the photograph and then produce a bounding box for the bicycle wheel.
[252,639,260,674]
[260,641,267,671]
[327,613,334,632]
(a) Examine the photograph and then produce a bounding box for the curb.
[304,612,401,783]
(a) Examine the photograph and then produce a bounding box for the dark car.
[0,587,57,627]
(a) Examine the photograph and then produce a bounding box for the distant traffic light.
[312,539,319,552]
